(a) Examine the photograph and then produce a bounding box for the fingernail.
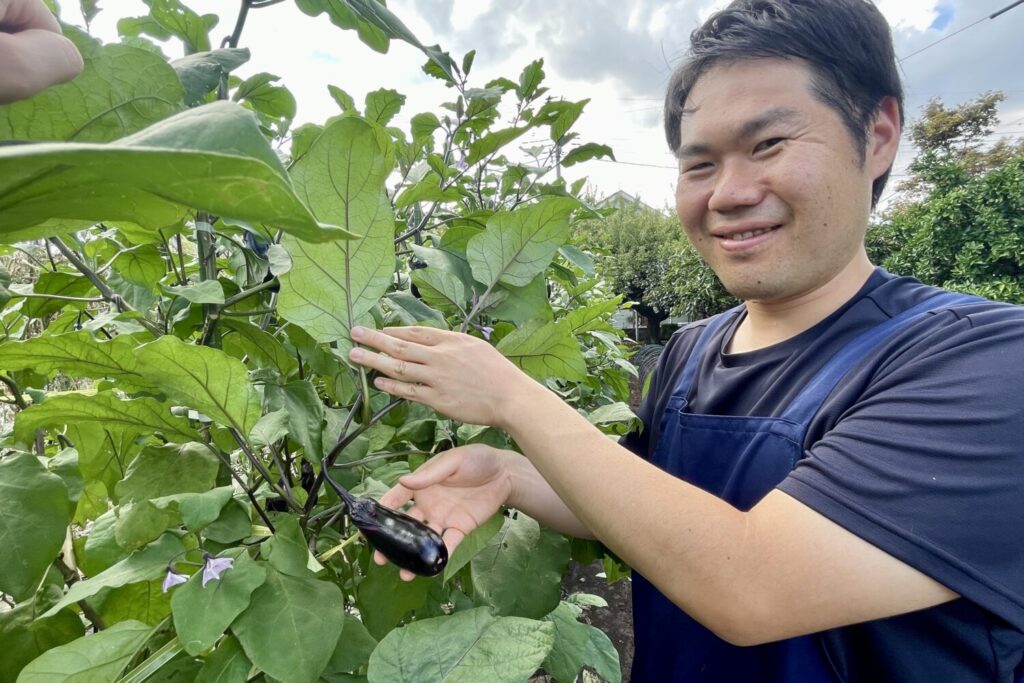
[349,348,364,360]
[351,326,365,339]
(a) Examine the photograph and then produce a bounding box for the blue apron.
[631,291,978,682]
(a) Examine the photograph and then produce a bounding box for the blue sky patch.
[930,4,956,31]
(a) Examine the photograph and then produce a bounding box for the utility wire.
[898,0,1023,62]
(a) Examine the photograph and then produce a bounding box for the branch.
[0,374,28,410]
[200,443,276,532]
[54,555,105,631]
[222,278,277,307]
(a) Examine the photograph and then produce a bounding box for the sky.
[67,0,1024,214]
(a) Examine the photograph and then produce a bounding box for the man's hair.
[664,0,904,208]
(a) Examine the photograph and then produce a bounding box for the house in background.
[594,190,661,214]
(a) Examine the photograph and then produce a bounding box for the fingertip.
[373,551,387,566]
[400,569,415,582]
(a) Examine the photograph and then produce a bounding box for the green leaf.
[563,298,619,335]
[328,85,357,114]
[19,271,96,318]
[141,0,219,53]
[365,88,405,126]
[113,244,168,288]
[221,319,299,378]
[203,498,253,544]
[163,279,226,304]
[496,320,587,382]
[172,48,250,106]
[586,402,639,428]
[248,409,289,449]
[232,73,296,137]
[542,601,621,683]
[195,635,251,683]
[81,510,127,576]
[356,563,431,640]
[486,274,554,324]
[135,336,262,435]
[465,126,530,166]
[115,500,179,552]
[517,59,546,101]
[380,292,447,329]
[471,513,570,619]
[115,442,219,502]
[266,381,325,462]
[295,0,388,53]
[0,596,85,683]
[261,516,312,578]
[0,101,352,245]
[442,512,503,582]
[0,41,183,143]
[153,486,234,532]
[232,568,344,683]
[92,579,172,627]
[171,552,267,656]
[0,331,148,391]
[0,454,71,601]
[409,112,440,145]
[467,197,578,288]
[278,116,395,346]
[367,607,555,683]
[42,534,184,617]
[395,172,462,208]
[16,620,153,683]
[561,143,615,168]
[323,613,377,676]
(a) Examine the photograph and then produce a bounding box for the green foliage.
[0,1,636,680]
[869,93,1024,303]
[576,204,736,340]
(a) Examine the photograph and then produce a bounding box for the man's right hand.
[0,0,84,105]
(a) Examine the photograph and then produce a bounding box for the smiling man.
[348,1,1024,680]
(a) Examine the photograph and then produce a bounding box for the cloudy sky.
[71,0,1024,213]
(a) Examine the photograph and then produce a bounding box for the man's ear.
[868,96,901,180]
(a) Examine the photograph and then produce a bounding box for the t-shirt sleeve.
[779,307,1024,630]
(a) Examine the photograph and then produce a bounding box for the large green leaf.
[0,38,183,143]
[42,534,184,618]
[467,197,578,288]
[0,454,71,601]
[231,568,344,683]
[195,635,251,683]
[265,381,325,462]
[122,0,219,54]
[92,579,172,627]
[112,244,168,289]
[114,442,219,502]
[355,563,431,640]
[260,516,312,578]
[364,88,405,126]
[543,601,621,683]
[278,116,395,345]
[15,392,197,446]
[171,552,267,656]
[367,607,555,683]
[0,102,351,244]
[323,613,377,677]
[17,272,96,319]
[495,320,587,382]
[442,512,504,582]
[17,620,153,682]
[135,336,262,436]
[0,595,85,683]
[471,513,570,619]
[221,319,299,378]
[0,332,148,391]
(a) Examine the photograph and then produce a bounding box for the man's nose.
[707,160,766,213]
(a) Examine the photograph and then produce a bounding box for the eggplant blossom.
[161,567,188,593]
[202,554,234,587]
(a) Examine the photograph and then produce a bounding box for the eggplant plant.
[0,1,636,682]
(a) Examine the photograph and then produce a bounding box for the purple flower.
[479,325,493,341]
[456,155,468,171]
[161,568,188,593]
[201,555,234,587]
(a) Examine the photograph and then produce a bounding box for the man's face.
[673,58,880,303]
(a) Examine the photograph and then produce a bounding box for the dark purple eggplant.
[324,472,447,577]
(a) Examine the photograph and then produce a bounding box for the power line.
[898,0,1024,62]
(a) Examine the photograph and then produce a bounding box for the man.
[350,0,1024,680]
[0,0,83,104]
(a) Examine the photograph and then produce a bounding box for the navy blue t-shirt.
[622,269,1024,681]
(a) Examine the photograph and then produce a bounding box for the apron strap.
[780,291,982,426]
[672,304,746,401]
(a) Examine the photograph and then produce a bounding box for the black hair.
[664,0,904,208]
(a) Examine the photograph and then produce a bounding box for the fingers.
[371,375,437,406]
[378,482,414,510]
[442,526,467,556]
[397,449,463,490]
[0,29,83,104]
[1,0,62,32]
[351,326,435,361]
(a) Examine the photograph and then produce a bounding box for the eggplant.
[324,473,448,577]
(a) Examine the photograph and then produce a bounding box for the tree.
[867,92,1024,303]
[577,204,736,342]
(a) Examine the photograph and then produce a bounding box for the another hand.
[349,325,535,429]
[375,444,515,581]
[0,0,84,105]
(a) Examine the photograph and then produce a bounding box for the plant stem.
[0,374,28,410]
[221,307,276,317]
[222,278,277,307]
[10,293,105,303]
[332,449,431,470]
[48,238,162,337]
[228,428,296,510]
[200,443,276,532]
[54,556,105,631]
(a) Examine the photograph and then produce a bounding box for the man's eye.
[755,138,784,153]
[684,162,712,173]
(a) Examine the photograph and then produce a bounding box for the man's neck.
[727,253,875,354]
